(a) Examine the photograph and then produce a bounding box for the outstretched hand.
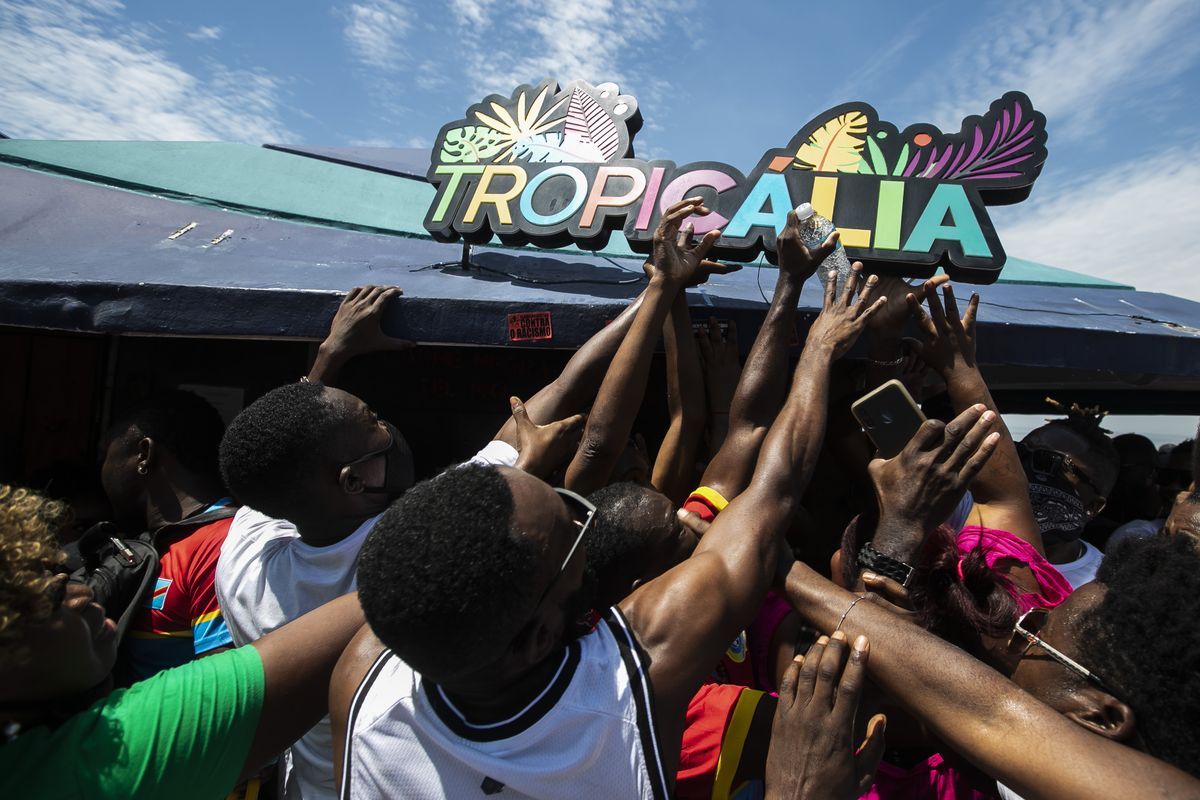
[648,198,741,288]
[804,263,887,359]
[776,208,839,283]
[308,285,414,384]
[867,274,950,336]
[322,285,414,359]
[510,396,586,481]
[868,403,1000,561]
[909,283,979,376]
[765,631,886,800]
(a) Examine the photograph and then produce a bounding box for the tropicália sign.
[423,80,1047,284]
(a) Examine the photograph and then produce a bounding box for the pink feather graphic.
[564,88,621,161]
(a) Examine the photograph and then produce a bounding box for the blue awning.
[2,159,1199,385]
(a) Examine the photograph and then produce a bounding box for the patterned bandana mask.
[1022,449,1088,545]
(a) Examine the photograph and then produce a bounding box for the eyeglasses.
[1018,444,1104,497]
[1008,608,1116,695]
[528,488,596,611]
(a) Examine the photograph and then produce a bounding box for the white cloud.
[186,25,222,41]
[0,0,291,142]
[349,136,399,147]
[448,0,494,27]
[928,0,1200,138]
[342,0,412,70]
[995,147,1200,301]
[448,0,699,97]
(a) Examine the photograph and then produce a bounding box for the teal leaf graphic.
[439,125,505,163]
[866,137,889,175]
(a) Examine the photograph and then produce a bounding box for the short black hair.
[1080,534,1200,773]
[218,381,343,519]
[357,464,537,680]
[586,482,659,608]
[107,390,225,483]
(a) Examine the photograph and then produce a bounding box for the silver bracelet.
[836,594,870,631]
[868,355,905,367]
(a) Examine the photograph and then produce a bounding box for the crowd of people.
[2,197,1199,799]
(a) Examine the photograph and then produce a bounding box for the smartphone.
[851,379,927,458]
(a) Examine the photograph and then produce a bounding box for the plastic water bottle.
[793,203,852,295]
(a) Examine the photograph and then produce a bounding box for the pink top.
[861,753,997,799]
[957,525,1073,612]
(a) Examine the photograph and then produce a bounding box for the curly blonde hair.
[0,484,70,662]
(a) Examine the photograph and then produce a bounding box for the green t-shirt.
[1,643,264,799]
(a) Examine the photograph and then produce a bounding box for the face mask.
[1022,449,1087,545]
[358,420,415,498]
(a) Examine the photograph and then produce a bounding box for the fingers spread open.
[822,269,839,308]
[925,283,948,328]
[693,228,723,260]
[962,293,980,332]
[912,273,950,301]
[943,284,962,327]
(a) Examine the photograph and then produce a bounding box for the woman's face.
[1007,583,1105,707]
[0,577,118,705]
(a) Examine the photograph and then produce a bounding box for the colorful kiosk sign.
[424,80,1048,283]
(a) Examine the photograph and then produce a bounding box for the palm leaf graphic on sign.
[928,99,1038,181]
[439,125,506,163]
[563,88,621,161]
[473,84,569,162]
[513,131,606,163]
[792,110,868,172]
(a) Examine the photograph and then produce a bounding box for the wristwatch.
[857,541,916,587]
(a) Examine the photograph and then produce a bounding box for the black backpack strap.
[72,522,161,644]
[150,505,237,548]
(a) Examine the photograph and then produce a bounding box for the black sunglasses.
[1018,444,1104,497]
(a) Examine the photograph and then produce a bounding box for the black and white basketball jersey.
[341,608,671,799]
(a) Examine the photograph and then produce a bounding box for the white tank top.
[341,608,671,799]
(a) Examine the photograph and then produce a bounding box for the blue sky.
[2,0,1199,298]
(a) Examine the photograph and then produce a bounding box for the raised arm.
[307,286,413,385]
[241,593,365,782]
[651,285,708,503]
[564,198,734,495]
[912,284,1042,552]
[697,209,826,500]
[779,562,1200,800]
[862,274,948,391]
[619,259,884,763]
[492,290,646,446]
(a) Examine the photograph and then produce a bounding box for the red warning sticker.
[508,312,553,342]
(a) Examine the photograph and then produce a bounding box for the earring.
[137,463,148,475]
